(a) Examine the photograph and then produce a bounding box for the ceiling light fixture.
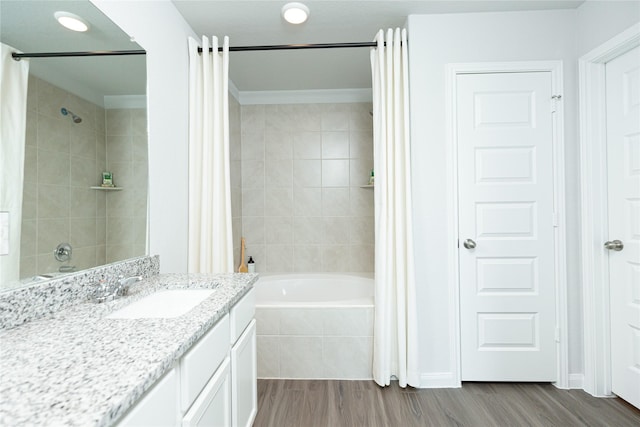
[282,2,309,24]
[54,11,89,32]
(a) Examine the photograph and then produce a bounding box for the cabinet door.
[116,367,179,427]
[181,314,230,412]
[182,357,231,427]
[231,319,256,427]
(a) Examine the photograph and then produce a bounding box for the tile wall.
[20,76,107,277]
[230,95,243,270]
[20,75,148,277]
[255,306,374,379]
[240,103,374,273]
[105,108,148,263]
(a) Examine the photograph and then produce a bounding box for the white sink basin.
[106,289,215,319]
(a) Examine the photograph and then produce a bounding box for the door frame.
[579,23,640,398]
[445,61,569,388]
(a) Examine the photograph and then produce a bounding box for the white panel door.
[606,45,640,409]
[457,71,556,381]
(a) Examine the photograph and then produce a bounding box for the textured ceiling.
[0,0,146,105]
[173,0,585,91]
[0,1,586,102]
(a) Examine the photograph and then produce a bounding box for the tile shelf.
[359,184,374,188]
[90,186,123,191]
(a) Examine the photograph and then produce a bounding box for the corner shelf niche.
[359,184,374,188]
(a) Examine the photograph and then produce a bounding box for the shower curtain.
[0,43,29,285]
[371,28,419,388]
[187,36,234,273]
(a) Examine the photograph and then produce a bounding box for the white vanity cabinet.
[182,358,231,427]
[116,367,180,427]
[229,290,257,427]
[115,288,256,427]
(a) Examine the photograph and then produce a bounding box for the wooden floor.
[254,380,640,427]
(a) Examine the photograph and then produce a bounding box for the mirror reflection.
[0,0,148,291]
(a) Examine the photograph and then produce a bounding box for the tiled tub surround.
[0,270,257,426]
[20,74,149,277]
[254,273,374,379]
[230,94,243,269]
[21,76,108,277]
[0,255,159,331]
[240,102,374,273]
[105,108,148,264]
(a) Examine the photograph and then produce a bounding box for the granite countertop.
[0,272,258,427]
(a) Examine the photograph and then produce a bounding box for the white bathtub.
[255,273,374,306]
[254,273,374,380]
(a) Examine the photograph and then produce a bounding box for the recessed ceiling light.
[54,11,89,32]
[282,2,309,24]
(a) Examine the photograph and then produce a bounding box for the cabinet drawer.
[230,289,255,343]
[116,366,178,427]
[181,314,230,412]
[182,357,231,427]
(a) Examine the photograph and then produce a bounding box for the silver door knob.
[463,239,477,250]
[604,240,624,251]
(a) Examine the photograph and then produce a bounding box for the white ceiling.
[173,0,585,91]
[0,1,586,103]
[0,0,146,106]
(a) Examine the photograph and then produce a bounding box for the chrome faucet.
[91,275,143,303]
[115,275,143,297]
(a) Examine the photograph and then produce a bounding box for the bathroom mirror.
[0,1,148,291]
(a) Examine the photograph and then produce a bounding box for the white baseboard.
[419,372,460,388]
[569,373,584,389]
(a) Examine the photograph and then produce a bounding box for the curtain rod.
[12,40,394,59]
[12,49,146,60]
[199,41,385,53]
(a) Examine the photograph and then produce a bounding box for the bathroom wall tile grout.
[256,306,374,379]
[20,76,147,278]
[239,102,374,273]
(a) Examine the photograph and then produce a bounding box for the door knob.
[463,239,476,250]
[604,240,624,251]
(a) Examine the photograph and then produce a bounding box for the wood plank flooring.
[254,380,640,427]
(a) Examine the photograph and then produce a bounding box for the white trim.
[103,95,147,109]
[419,372,460,388]
[228,79,240,103]
[238,88,372,105]
[579,23,640,398]
[569,373,585,390]
[446,60,569,389]
[445,64,462,388]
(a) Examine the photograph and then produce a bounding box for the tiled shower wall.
[240,103,374,273]
[21,76,107,276]
[20,75,147,277]
[104,108,148,263]
[230,94,243,269]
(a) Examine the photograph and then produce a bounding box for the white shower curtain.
[371,28,419,388]
[0,43,29,284]
[187,36,234,273]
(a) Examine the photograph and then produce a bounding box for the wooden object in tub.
[238,237,248,273]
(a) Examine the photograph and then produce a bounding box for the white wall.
[90,0,639,386]
[577,0,640,57]
[91,0,198,274]
[407,9,581,385]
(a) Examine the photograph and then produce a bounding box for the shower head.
[60,107,82,123]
